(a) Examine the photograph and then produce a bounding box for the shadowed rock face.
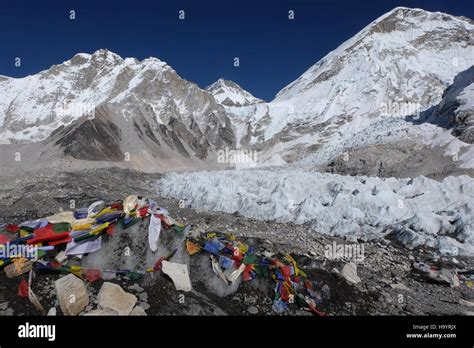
[456,116,474,144]
[411,66,474,145]
[53,110,124,162]
[436,66,474,144]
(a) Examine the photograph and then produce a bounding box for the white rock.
[97,282,137,315]
[161,261,192,292]
[263,251,273,258]
[247,306,259,314]
[4,261,32,278]
[438,269,460,287]
[130,306,147,316]
[54,274,89,316]
[138,292,148,302]
[84,309,117,316]
[46,211,75,224]
[140,302,150,311]
[128,284,144,293]
[47,307,56,316]
[342,262,361,284]
[459,298,474,307]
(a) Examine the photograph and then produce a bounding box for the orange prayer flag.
[186,241,201,255]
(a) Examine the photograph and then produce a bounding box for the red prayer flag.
[17,279,28,298]
[280,265,291,279]
[5,224,20,233]
[0,235,10,244]
[27,232,70,245]
[106,224,115,235]
[34,225,55,236]
[85,269,102,282]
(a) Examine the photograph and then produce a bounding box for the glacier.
[156,168,474,256]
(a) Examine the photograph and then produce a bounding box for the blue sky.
[0,0,472,100]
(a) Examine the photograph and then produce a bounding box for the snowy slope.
[157,168,474,255]
[206,78,263,107]
[237,7,474,167]
[0,50,136,143]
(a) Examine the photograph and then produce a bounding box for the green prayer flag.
[53,222,71,233]
[243,254,258,265]
[125,271,143,281]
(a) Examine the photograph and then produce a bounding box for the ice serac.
[157,168,474,256]
[239,7,474,166]
[206,78,263,107]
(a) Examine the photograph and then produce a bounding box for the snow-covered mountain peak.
[63,49,124,67]
[61,49,169,73]
[140,56,169,71]
[233,7,474,167]
[0,49,227,145]
[369,6,473,35]
[275,7,473,102]
[1,8,473,172]
[90,48,123,61]
[206,78,263,107]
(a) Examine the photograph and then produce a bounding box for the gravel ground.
[0,168,473,316]
[325,142,474,181]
